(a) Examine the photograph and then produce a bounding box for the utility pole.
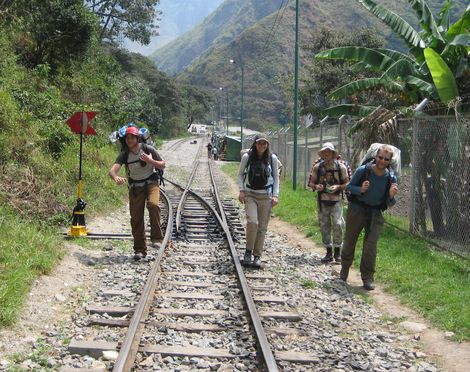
[226,91,229,136]
[293,0,300,190]
[230,59,244,149]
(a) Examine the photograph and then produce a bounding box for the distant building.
[188,124,207,134]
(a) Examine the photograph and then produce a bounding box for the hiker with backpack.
[340,144,399,290]
[108,125,166,261]
[238,135,280,268]
[308,142,350,263]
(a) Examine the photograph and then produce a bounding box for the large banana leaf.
[437,0,452,30]
[449,34,470,47]
[327,78,404,100]
[315,47,394,71]
[424,47,459,104]
[350,62,373,73]
[376,48,417,65]
[446,5,470,39]
[407,0,445,43]
[381,59,419,80]
[321,104,376,118]
[356,0,425,49]
[403,76,436,96]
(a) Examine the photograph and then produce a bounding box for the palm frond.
[327,78,404,100]
[424,47,459,104]
[315,46,394,71]
[407,0,445,42]
[321,104,377,118]
[355,0,425,49]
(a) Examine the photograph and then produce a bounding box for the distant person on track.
[207,142,213,158]
[108,126,166,261]
[238,135,280,268]
[340,144,398,290]
[308,143,349,264]
[211,146,218,160]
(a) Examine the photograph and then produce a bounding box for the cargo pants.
[341,204,385,281]
[245,191,272,257]
[129,182,163,254]
[318,201,344,249]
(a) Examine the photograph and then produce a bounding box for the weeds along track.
[66,138,320,371]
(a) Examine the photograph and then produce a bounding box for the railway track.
[66,138,320,371]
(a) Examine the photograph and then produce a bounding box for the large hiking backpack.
[110,124,164,186]
[346,143,400,210]
[245,152,273,190]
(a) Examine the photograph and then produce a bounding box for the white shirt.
[237,152,280,197]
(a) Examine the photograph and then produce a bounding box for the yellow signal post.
[66,111,97,237]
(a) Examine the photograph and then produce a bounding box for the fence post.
[410,99,429,233]
[339,115,348,155]
[319,116,329,149]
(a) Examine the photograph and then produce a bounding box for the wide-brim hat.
[319,142,337,156]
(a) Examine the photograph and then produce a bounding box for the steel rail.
[165,175,279,372]
[175,139,205,232]
[175,160,200,232]
[112,189,174,372]
[207,161,279,372]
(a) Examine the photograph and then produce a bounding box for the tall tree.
[301,27,386,119]
[4,0,97,70]
[85,0,160,45]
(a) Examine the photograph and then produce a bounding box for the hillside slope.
[176,0,467,124]
[151,0,285,75]
[124,0,224,55]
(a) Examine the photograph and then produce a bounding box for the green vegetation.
[0,207,61,325]
[221,166,470,341]
[11,338,55,370]
[0,1,212,327]
[315,0,470,115]
[168,0,466,124]
[300,279,317,289]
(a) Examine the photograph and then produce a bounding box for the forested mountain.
[124,0,224,55]
[170,0,467,125]
[151,0,287,75]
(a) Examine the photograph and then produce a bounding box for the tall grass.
[0,207,62,325]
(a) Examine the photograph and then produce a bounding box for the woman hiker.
[237,135,280,268]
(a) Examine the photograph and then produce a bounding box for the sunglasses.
[377,155,391,162]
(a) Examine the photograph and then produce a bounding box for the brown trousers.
[341,205,384,281]
[245,191,272,257]
[129,183,163,254]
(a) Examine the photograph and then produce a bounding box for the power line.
[258,0,291,61]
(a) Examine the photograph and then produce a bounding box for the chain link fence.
[244,114,469,258]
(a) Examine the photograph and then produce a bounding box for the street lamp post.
[230,59,244,149]
[225,91,229,136]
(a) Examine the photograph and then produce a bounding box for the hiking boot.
[252,256,261,268]
[339,266,349,282]
[321,247,333,263]
[242,250,252,266]
[133,252,145,261]
[363,279,375,291]
[333,247,341,263]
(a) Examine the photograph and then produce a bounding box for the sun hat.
[319,142,337,156]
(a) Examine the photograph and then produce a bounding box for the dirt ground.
[0,161,469,371]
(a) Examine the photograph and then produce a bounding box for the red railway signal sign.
[67,111,97,135]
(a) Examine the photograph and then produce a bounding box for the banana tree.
[315,0,469,114]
